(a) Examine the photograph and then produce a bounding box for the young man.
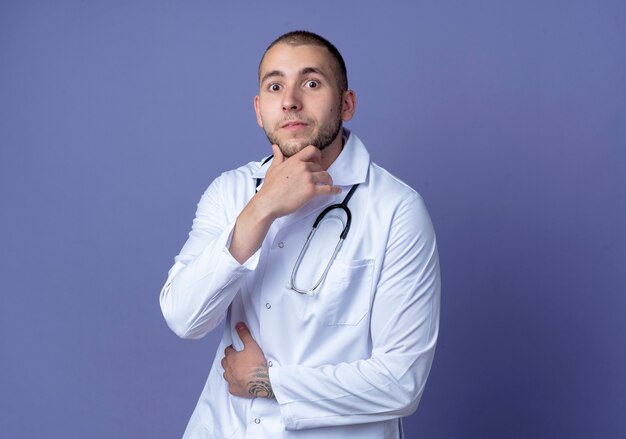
[160,30,440,438]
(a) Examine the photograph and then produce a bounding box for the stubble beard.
[264,114,343,158]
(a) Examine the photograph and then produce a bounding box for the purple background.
[1,1,625,438]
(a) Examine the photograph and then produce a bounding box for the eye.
[305,80,320,88]
[268,83,281,92]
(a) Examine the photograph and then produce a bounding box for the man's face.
[255,43,354,158]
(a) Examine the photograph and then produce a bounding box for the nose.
[281,86,302,112]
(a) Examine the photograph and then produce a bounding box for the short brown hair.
[259,30,348,95]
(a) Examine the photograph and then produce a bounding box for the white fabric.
[160,130,441,438]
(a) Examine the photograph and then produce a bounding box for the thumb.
[270,144,284,165]
[236,322,255,348]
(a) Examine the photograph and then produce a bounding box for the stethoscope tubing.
[290,184,358,294]
[254,155,359,295]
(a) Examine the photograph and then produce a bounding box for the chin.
[278,139,311,158]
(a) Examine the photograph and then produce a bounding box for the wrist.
[248,192,280,224]
[248,366,274,399]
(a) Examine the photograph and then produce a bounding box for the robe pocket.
[306,258,374,326]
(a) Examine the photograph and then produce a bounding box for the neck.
[319,130,345,170]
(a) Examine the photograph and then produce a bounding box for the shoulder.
[201,160,262,196]
[367,162,436,241]
[213,160,260,185]
[368,161,425,207]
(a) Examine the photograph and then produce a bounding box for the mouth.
[281,120,308,129]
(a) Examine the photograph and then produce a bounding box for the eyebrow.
[260,66,328,85]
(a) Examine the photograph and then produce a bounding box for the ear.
[341,90,356,122]
[254,95,264,128]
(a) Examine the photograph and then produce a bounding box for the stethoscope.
[255,156,359,295]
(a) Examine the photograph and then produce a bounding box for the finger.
[224,345,235,356]
[295,145,322,162]
[311,171,333,187]
[270,144,284,165]
[221,356,227,370]
[303,160,324,173]
[314,184,342,196]
[235,321,255,347]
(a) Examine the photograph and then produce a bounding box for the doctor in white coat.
[160,30,441,438]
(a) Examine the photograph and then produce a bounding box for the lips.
[281,120,307,128]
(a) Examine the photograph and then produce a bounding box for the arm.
[222,193,440,429]
[272,194,440,429]
[159,172,255,339]
[160,145,340,339]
